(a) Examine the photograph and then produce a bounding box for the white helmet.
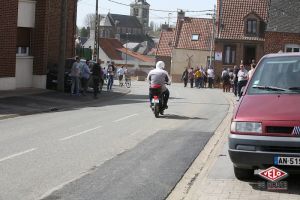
[156,61,165,70]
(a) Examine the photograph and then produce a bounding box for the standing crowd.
[70,57,127,98]
[182,66,215,89]
[220,60,256,99]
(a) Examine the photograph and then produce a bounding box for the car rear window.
[248,56,300,94]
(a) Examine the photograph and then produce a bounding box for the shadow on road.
[0,90,186,119]
[159,114,208,120]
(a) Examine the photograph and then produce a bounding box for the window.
[285,44,300,52]
[134,8,139,16]
[16,27,32,56]
[224,45,236,64]
[191,34,199,41]
[142,8,148,18]
[247,19,257,34]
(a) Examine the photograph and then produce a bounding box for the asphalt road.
[0,81,229,200]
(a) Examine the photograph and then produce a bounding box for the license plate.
[274,156,300,166]
[152,99,159,103]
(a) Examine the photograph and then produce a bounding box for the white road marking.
[113,114,139,123]
[129,130,141,137]
[0,148,37,163]
[60,125,103,141]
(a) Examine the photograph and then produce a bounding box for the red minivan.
[229,53,300,180]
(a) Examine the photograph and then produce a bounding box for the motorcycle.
[149,84,166,118]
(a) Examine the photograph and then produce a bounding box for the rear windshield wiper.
[252,85,288,91]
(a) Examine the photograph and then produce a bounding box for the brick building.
[0,0,77,90]
[265,0,300,54]
[214,0,270,77]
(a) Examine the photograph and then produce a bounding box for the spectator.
[81,60,91,96]
[70,57,82,96]
[181,68,189,87]
[207,67,215,88]
[107,61,116,91]
[188,68,194,88]
[91,59,102,98]
[237,64,248,99]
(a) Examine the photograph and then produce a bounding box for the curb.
[166,93,235,200]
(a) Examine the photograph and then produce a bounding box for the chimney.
[177,10,185,21]
[161,23,169,31]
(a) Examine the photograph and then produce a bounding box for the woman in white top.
[237,65,248,98]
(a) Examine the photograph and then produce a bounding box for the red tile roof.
[156,28,175,57]
[99,38,154,62]
[116,48,155,62]
[217,0,270,41]
[156,18,213,56]
[176,18,213,51]
[99,38,123,60]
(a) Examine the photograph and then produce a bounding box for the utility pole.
[94,0,99,61]
[209,5,216,67]
[57,0,68,92]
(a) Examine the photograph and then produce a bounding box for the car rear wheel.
[234,166,253,180]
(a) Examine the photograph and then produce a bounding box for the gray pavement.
[0,81,229,200]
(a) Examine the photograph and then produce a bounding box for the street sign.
[258,166,288,182]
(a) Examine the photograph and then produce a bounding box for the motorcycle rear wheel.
[154,104,159,118]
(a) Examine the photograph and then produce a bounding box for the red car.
[229,53,300,180]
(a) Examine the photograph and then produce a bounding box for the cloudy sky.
[77,0,216,27]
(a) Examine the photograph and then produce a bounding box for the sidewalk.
[0,85,130,120]
[167,93,300,200]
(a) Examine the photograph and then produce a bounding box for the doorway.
[244,45,256,66]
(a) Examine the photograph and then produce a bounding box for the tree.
[84,13,96,30]
[80,27,89,37]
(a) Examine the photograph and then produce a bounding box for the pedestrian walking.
[91,59,102,98]
[70,56,82,95]
[117,66,125,87]
[181,68,188,87]
[188,68,194,88]
[107,61,115,91]
[237,64,248,99]
[81,60,91,95]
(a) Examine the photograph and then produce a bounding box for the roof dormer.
[244,11,265,37]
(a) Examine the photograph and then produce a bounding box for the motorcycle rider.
[147,61,171,109]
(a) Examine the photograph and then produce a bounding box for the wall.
[265,32,300,54]
[0,0,18,78]
[171,48,210,82]
[16,57,33,88]
[156,56,171,74]
[47,0,77,66]
[17,0,36,28]
[214,39,265,78]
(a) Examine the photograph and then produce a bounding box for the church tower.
[130,0,150,32]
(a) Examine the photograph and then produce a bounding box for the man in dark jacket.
[92,59,103,98]
[181,68,188,87]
